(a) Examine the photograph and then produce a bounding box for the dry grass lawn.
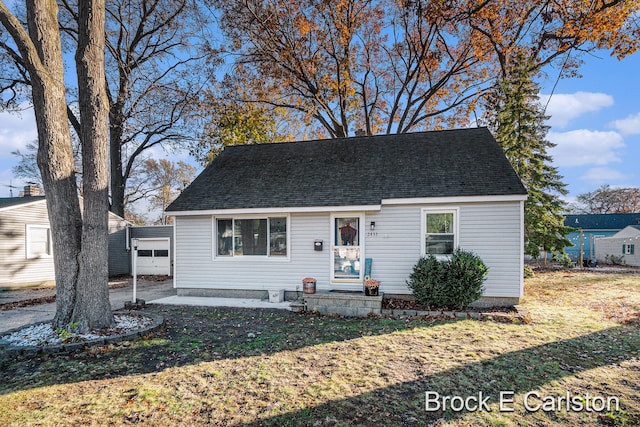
[0,269,639,426]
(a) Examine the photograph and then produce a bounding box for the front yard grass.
[0,270,638,426]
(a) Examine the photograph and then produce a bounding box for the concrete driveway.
[0,278,176,334]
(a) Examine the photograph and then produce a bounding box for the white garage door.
[134,238,170,275]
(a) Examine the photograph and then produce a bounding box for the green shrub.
[605,254,625,265]
[552,252,574,268]
[406,248,488,310]
[523,265,534,278]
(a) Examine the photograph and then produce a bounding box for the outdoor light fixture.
[370,221,376,231]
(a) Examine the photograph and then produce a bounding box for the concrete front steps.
[303,291,382,317]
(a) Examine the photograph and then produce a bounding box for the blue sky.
[541,51,640,201]
[1,50,639,203]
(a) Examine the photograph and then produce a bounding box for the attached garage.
[133,238,171,275]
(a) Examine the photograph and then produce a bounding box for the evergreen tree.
[483,58,573,261]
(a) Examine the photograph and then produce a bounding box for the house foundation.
[303,291,383,317]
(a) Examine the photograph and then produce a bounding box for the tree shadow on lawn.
[0,304,433,393]
[238,324,639,426]
[0,306,638,426]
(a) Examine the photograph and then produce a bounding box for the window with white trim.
[216,217,287,257]
[423,209,457,256]
[623,244,635,255]
[26,225,52,259]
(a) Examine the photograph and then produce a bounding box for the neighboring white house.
[0,195,129,288]
[165,128,528,305]
[595,225,640,266]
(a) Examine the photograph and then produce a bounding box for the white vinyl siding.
[363,202,523,298]
[175,214,331,290]
[0,202,54,286]
[458,203,523,297]
[594,227,640,267]
[361,205,421,294]
[173,201,523,298]
[1,200,130,286]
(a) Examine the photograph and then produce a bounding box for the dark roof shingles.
[168,128,526,212]
[0,196,46,210]
[564,214,640,230]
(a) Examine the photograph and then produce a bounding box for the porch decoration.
[364,279,380,296]
[302,277,317,294]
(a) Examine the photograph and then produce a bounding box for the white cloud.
[143,144,193,163]
[610,112,640,135]
[580,167,628,184]
[559,194,578,205]
[540,92,614,128]
[548,129,624,167]
[0,107,37,159]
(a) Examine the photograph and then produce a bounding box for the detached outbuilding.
[166,128,527,305]
[595,225,640,266]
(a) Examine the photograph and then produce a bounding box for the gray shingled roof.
[0,196,46,210]
[167,128,526,212]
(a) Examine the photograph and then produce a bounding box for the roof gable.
[0,195,128,224]
[614,225,640,238]
[167,128,526,212]
[597,225,640,240]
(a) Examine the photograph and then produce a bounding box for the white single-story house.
[0,194,129,288]
[166,128,528,305]
[595,225,640,266]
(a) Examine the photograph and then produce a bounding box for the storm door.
[331,216,362,281]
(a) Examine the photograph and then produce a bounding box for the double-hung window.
[26,225,52,259]
[422,209,457,256]
[216,217,287,257]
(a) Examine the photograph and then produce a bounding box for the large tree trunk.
[72,0,113,330]
[0,0,113,331]
[19,0,83,328]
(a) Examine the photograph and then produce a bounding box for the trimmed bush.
[406,248,488,310]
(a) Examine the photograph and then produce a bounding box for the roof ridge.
[224,127,490,151]
[168,128,525,212]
